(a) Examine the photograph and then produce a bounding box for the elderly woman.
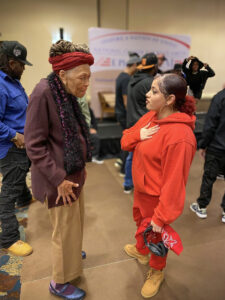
[24,40,94,300]
[121,74,196,298]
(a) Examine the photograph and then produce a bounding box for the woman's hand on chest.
[140,122,160,141]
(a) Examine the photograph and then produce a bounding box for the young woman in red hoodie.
[121,74,196,298]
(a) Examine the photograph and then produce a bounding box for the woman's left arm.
[203,64,215,78]
[152,141,196,228]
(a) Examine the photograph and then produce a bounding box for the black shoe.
[124,186,133,194]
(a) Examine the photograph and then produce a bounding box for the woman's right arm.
[121,112,157,151]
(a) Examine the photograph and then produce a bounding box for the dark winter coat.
[199,89,225,154]
[182,58,215,99]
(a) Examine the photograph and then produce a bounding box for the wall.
[1,0,224,96]
[0,0,97,95]
[100,0,127,29]
[127,0,225,95]
[100,0,225,95]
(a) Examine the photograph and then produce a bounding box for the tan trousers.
[47,190,84,283]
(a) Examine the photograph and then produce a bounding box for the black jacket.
[182,59,215,99]
[199,89,225,153]
[126,72,154,128]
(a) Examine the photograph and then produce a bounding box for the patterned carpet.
[0,173,31,300]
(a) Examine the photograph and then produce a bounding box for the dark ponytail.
[158,74,196,116]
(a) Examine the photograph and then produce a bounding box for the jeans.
[0,145,31,248]
[124,152,133,187]
[197,150,225,210]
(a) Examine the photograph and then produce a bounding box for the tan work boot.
[141,268,164,298]
[7,240,33,257]
[124,244,149,265]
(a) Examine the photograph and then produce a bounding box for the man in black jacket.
[190,89,225,222]
[157,53,167,74]
[115,52,141,130]
[127,53,158,128]
[182,56,215,99]
[89,107,104,164]
[124,53,158,193]
[115,52,141,175]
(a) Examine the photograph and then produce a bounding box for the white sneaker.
[222,212,225,223]
[114,159,122,169]
[114,162,121,169]
[92,157,104,164]
[190,203,207,219]
[119,172,125,178]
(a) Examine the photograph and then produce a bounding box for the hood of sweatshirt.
[130,71,153,87]
[152,112,196,131]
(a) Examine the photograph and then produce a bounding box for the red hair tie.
[49,52,94,73]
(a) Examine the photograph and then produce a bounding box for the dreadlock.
[49,40,90,57]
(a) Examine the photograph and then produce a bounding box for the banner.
[88,27,191,117]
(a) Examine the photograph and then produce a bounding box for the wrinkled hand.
[14,133,25,149]
[199,148,206,159]
[140,123,159,141]
[56,180,79,206]
[151,220,163,233]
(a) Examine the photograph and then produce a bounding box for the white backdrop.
[88,27,191,117]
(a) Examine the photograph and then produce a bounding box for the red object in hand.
[136,217,183,256]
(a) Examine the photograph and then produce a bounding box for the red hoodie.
[121,111,197,227]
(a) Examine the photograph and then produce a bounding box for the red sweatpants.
[133,190,167,270]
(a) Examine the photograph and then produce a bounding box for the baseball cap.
[137,52,158,70]
[127,51,141,65]
[0,41,32,66]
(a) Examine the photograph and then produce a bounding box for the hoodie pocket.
[133,170,146,193]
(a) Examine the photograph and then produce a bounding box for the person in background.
[122,74,196,298]
[157,53,167,74]
[115,52,141,130]
[115,52,141,175]
[25,40,94,300]
[163,63,183,77]
[77,96,103,164]
[190,88,225,223]
[172,63,183,76]
[0,41,33,256]
[89,106,104,164]
[124,53,158,194]
[77,95,91,127]
[182,56,215,99]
